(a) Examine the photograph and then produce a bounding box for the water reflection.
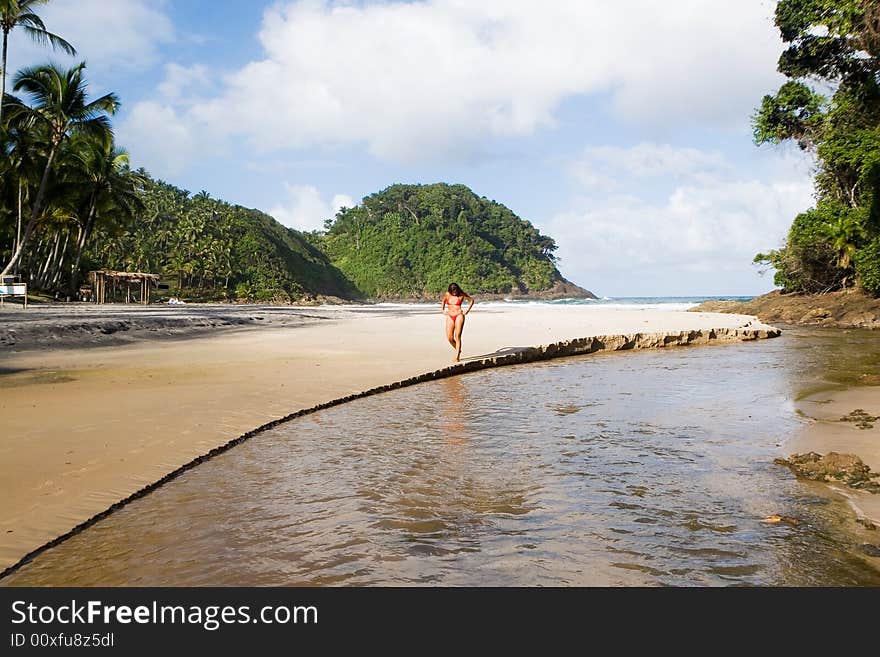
[3,327,880,586]
[440,376,468,447]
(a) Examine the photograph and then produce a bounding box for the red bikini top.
[448,295,462,306]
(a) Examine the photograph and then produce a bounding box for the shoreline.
[0,305,775,575]
[789,385,880,528]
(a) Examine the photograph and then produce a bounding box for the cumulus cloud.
[543,146,815,295]
[122,0,785,164]
[9,0,173,74]
[268,185,354,232]
[119,102,224,176]
[570,143,731,189]
[158,63,212,103]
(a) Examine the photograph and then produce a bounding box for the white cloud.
[543,147,816,296]
[121,0,784,164]
[268,185,354,231]
[9,0,173,74]
[158,63,212,103]
[119,102,223,176]
[117,60,223,174]
[570,144,730,189]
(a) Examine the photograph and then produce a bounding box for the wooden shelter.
[88,270,159,305]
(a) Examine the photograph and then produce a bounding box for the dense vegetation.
[753,0,880,295]
[1,2,572,303]
[0,0,356,302]
[0,59,356,301]
[320,183,562,297]
[88,177,357,302]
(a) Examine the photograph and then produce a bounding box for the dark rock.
[839,409,879,430]
[775,452,880,492]
[689,289,880,329]
[858,543,880,557]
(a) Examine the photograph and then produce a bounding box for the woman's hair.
[448,282,464,296]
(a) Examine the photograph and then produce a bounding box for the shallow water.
[4,326,880,586]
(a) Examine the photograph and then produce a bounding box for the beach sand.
[792,386,880,526]
[0,303,782,570]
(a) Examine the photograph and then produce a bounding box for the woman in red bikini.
[441,282,474,363]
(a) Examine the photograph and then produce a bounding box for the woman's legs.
[446,315,456,349]
[453,314,465,362]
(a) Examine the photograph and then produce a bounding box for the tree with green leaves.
[60,135,147,295]
[0,0,75,125]
[753,0,880,295]
[1,61,117,276]
[322,183,570,298]
[0,113,42,266]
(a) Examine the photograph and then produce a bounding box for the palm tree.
[823,215,864,287]
[1,110,44,270]
[1,0,75,125]
[0,62,117,276]
[61,135,146,295]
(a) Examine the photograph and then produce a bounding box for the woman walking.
[441,283,474,363]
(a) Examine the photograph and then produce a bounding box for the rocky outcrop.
[774,452,880,493]
[470,326,778,363]
[374,277,597,303]
[840,409,879,429]
[690,289,880,329]
[510,276,597,300]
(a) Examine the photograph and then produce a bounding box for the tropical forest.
[753,0,880,296]
[0,1,572,303]
[4,0,880,304]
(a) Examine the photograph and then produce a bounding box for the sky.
[7,0,818,297]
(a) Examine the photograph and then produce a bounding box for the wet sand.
[1,303,772,571]
[792,386,880,526]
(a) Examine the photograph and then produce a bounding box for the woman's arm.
[464,294,475,315]
[441,293,448,314]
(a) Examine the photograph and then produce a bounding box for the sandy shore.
[792,386,880,526]
[0,303,773,571]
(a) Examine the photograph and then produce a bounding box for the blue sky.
[8,0,817,296]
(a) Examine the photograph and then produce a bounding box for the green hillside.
[321,183,574,298]
[86,176,359,302]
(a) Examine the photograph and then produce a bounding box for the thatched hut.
[88,270,159,305]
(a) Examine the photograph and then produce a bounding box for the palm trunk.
[1,140,61,277]
[51,229,70,288]
[68,194,97,296]
[22,237,40,281]
[39,230,62,288]
[31,237,47,287]
[14,177,22,273]
[0,28,8,126]
[40,235,56,287]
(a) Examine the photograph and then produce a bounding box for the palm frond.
[71,114,113,143]
[83,91,120,117]
[20,22,77,56]
[15,12,48,31]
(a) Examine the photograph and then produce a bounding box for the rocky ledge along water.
[380,325,782,390]
[690,289,880,329]
[774,452,880,494]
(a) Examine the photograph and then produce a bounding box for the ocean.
[488,295,755,312]
[369,295,755,313]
